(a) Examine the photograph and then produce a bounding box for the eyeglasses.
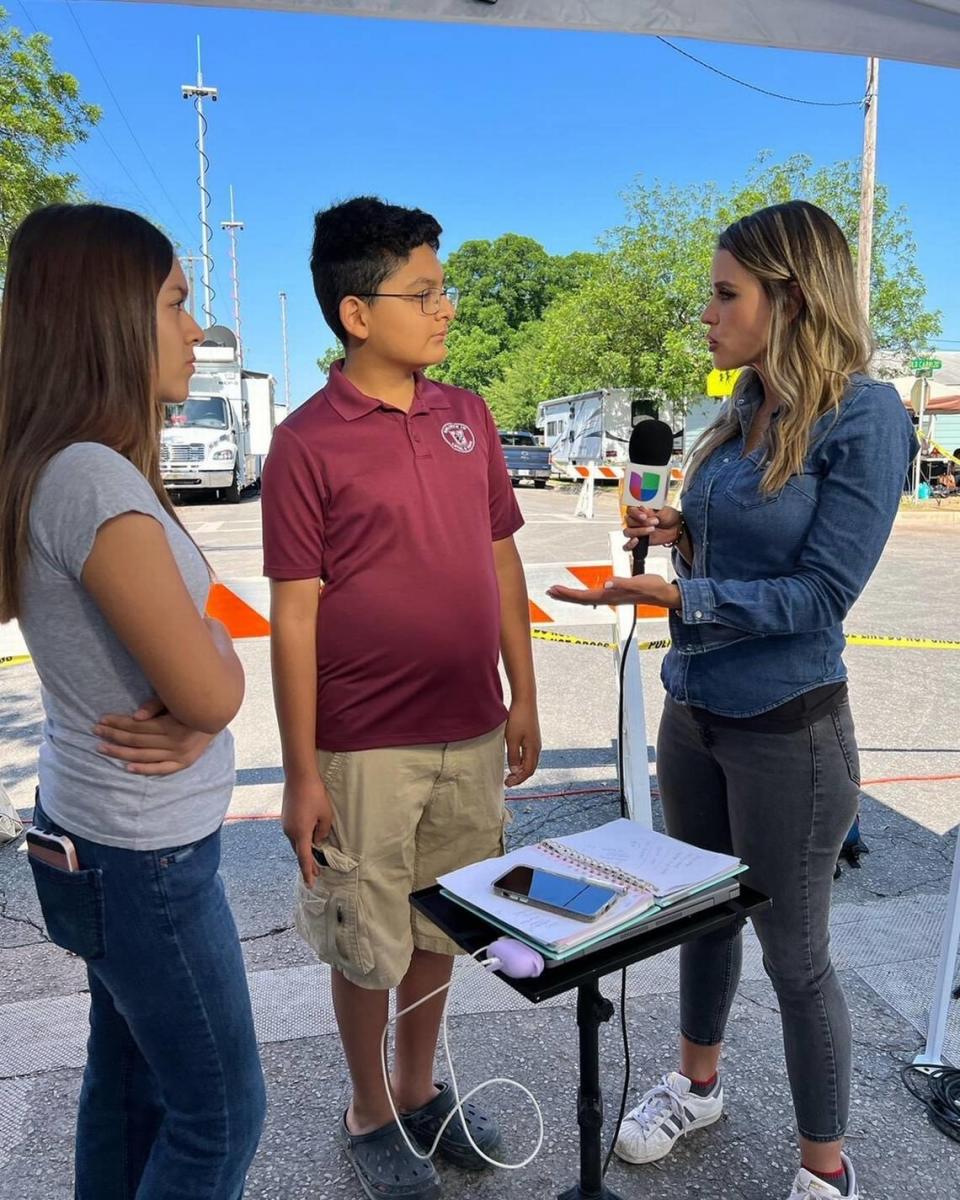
[355,286,460,315]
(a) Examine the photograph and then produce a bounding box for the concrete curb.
[896,507,960,523]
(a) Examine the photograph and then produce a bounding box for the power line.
[656,37,865,107]
[88,123,167,225]
[11,1,106,197]
[12,0,167,226]
[12,0,39,34]
[65,1,194,243]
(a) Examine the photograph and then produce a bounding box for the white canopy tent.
[138,0,960,68]
[130,0,960,1067]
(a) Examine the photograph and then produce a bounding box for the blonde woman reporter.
[549,201,916,1200]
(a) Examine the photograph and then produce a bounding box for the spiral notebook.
[543,819,744,906]
[436,818,744,955]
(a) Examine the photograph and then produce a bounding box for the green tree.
[314,235,595,399]
[430,234,596,396]
[498,154,940,427]
[0,10,100,275]
[316,340,343,377]
[484,321,551,430]
[717,153,941,357]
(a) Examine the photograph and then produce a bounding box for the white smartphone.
[492,864,623,922]
[26,827,80,872]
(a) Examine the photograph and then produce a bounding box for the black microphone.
[624,419,674,575]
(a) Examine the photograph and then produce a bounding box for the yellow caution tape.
[531,629,617,650]
[531,630,960,652]
[928,439,960,468]
[846,633,960,650]
[531,629,672,652]
[5,631,959,669]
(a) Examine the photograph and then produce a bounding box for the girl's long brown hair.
[685,200,873,494]
[0,203,193,621]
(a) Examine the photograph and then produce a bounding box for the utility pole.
[279,290,292,410]
[181,37,218,329]
[221,186,244,364]
[857,57,879,324]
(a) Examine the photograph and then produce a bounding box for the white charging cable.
[379,946,545,1170]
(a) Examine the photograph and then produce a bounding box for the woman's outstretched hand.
[547,575,681,609]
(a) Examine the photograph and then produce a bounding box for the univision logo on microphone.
[624,466,669,508]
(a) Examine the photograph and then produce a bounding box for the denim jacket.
[662,373,918,716]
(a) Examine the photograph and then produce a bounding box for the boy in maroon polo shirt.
[261,197,541,1200]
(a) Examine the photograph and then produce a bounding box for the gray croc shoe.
[337,1115,441,1200]
[401,1081,502,1171]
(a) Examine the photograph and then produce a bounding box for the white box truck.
[161,326,287,503]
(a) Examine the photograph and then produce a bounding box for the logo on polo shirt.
[441,422,476,454]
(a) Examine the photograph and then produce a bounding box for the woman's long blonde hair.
[685,200,873,494]
[0,204,193,622]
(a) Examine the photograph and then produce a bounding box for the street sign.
[911,357,942,372]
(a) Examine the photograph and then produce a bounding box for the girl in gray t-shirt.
[0,204,264,1198]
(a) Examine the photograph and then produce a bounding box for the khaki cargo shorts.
[294,723,507,990]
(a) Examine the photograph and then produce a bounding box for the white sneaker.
[614,1070,723,1165]
[788,1152,858,1199]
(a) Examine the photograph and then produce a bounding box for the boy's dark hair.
[310,196,442,343]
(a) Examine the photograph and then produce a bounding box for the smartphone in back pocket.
[26,827,105,960]
[26,827,80,872]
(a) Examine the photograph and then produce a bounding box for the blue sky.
[12,1,960,405]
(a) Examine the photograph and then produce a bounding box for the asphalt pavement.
[1,483,959,1199]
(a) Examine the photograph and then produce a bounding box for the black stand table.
[411,884,770,1200]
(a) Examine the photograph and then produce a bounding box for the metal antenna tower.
[181,37,218,328]
[178,252,202,320]
[221,186,244,363]
[279,291,292,409]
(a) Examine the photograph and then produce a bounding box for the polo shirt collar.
[325,360,452,422]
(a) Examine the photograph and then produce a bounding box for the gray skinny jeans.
[656,693,861,1141]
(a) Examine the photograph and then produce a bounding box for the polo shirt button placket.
[409,419,428,457]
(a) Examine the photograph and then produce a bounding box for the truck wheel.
[510,478,520,487]
[224,467,241,504]
[534,479,548,489]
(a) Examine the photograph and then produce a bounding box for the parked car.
[498,430,551,488]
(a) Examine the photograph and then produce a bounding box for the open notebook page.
[545,818,742,902]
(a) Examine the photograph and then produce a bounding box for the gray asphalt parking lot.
[1,484,958,1198]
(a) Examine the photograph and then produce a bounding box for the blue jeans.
[30,798,265,1199]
